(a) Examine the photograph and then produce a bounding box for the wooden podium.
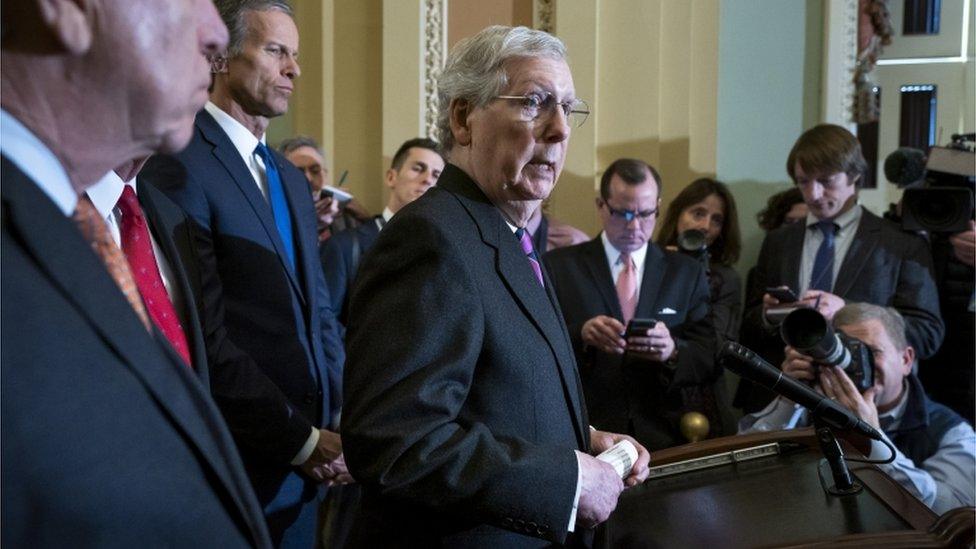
[602,429,974,548]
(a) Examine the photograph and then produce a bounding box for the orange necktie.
[73,195,151,330]
[616,253,637,324]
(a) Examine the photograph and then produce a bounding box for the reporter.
[740,303,975,514]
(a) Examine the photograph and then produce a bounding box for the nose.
[692,218,709,232]
[540,104,571,143]
[198,0,229,57]
[626,216,641,230]
[284,55,301,79]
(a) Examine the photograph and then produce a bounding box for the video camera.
[780,308,874,393]
[883,133,975,233]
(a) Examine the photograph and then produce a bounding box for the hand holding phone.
[765,286,798,303]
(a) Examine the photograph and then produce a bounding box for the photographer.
[739,303,975,514]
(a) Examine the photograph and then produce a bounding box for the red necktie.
[116,186,193,368]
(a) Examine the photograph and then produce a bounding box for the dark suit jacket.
[738,208,944,411]
[1,158,270,547]
[342,164,588,547]
[137,178,210,385]
[140,110,344,511]
[544,239,718,450]
[319,217,381,326]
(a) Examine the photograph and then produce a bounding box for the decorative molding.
[423,0,447,139]
[535,0,555,34]
[822,0,859,127]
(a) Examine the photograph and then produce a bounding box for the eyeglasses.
[602,201,657,222]
[495,93,590,128]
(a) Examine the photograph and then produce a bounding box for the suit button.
[527,521,538,532]
[502,517,513,528]
[515,519,525,530]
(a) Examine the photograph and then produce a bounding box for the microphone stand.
[814,417,862,496]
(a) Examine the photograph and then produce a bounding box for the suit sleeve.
[142,155,314,464]
[665,261,720,388]
[893,233,944,359]
[312,244,345,425]
[319,233,350,328]
[342,214,578,543]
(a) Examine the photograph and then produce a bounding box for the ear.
[900,345,916,376]
[594,196,603,210]
[449,98,473,147]
[384,168,397,189]
[37,0,92,54]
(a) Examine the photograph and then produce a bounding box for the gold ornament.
[680,412,710,442]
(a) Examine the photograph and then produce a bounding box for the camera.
[780,308,874,392]
[884,134,975,233]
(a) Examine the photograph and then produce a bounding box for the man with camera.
[545,158,718,450]
[738,124,944,413]
[740,303,975,514]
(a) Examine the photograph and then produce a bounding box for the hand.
[761,286,791,312]
[799,290,845,320]
[625,321,675,362]
[949,221,976,267]
[574,451,623,529]
[581,315,626,355]
[314,194,341,234]
[781,346,817,382]
[300,429,355,485]
[819,365,880,429]
[590,430,650,488]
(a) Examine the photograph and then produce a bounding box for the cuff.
[568,450,584,532]
[290,427,319,465]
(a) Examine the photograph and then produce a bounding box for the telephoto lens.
[780,308,874,392]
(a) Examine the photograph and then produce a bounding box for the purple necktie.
[515,228,544,287]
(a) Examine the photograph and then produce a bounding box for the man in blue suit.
[140,1,348,545]
[1,0,271,546]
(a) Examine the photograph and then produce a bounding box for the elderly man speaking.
[341,25,650,547]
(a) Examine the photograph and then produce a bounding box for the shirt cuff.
[568,450,584,532]
[290,427,319,465]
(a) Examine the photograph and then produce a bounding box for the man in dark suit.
[139,1,348,545]
[1,1,271,546]
[544,158,718,450]
[738,124,944,412]
[320,137,444,325]
[341,26,650,548]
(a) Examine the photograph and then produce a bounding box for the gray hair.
[833,303,910,352]
[214,0,293,57]
[278,135,325,162]
[435,25,567,152]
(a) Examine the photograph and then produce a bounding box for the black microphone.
[721,341,883,441]
[883,147,927,188]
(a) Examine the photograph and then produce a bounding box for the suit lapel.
[633,244,665,319]
[440,166,588,447]
[834,209,881,296]
[196,112,305,304]
[580,237,623,320]
[1,164,258,532]
[137,179,210,387]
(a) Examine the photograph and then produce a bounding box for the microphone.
[721,341,883,441]
[883,147,927,188]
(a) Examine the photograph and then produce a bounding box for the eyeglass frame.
[598,198,658,222]
[494,93,590,127]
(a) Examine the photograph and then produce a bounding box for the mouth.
[525,158,555,175]
[276,85,294,94]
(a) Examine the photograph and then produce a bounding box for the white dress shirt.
[0,109,77,215]
[798,204,862,294]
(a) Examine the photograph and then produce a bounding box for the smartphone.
[625,318,658,338]
[319,185,354,203]
[765,286,798,303]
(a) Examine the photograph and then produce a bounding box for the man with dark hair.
[319,137,444,324]
[544,158,719,450]
[140,0,347,545]
[740,303,974,514]
[1,0,272,546]
[738,124,944,413]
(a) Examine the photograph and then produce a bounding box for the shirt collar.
[879,379,910,430]
[0,108,77,215]
[382,207,395,223]
[205,101,264,159]
[806,202,862,232]
[86,170,137,221]
[600,231,648,271]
